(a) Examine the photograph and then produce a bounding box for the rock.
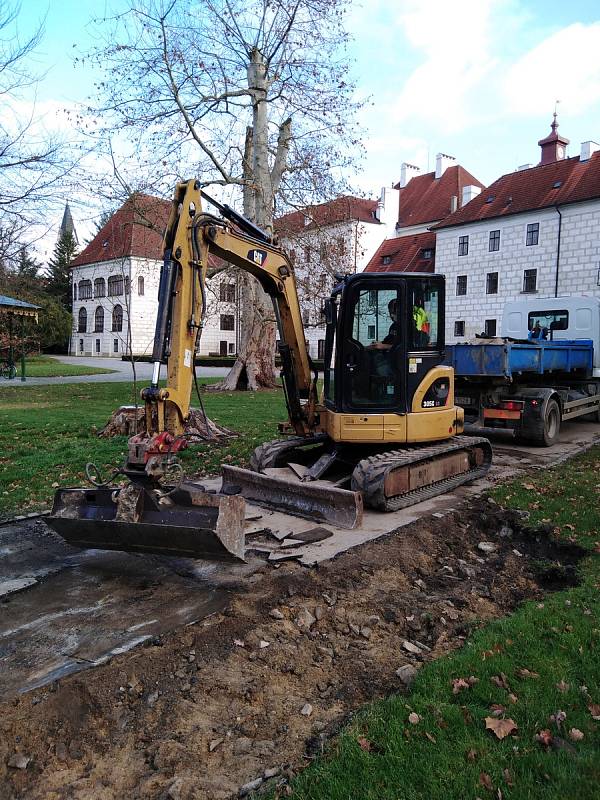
[402,640,423,655]
[146,690,160,707]
[254,740,276,757]
[233,737,253,756]
[478,541,497,553]
[168,778,184,800]
[322,593,336,606]
[264,767,280,780]
[360,627,372,640]
[414,578,426,590]
[300,703,313,717]
[396,664,418,687]
[8,753,30,770]
[295,608,316,631]
[181,682,191,692]
[239,777,263,797]
[209,738,224,752]
[314,605,325,621]
[55,741,68,761]
[499,525,513,538]
[349,623,360,636]
[270,608,284,620]
[174,669,186,679]
[367,615,381,627]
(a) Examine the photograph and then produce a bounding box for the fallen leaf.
[408,712,421,725]
[480,772,494,792]
[556,680,569,693]
[563,523,575,531]
[508,693,518,704]
[522,482,535,490]
[503,769,514,787]
[485,717,518,739]
[357,736,372,752]
[588,703,600,720]
[490,704,506,717]
[452,677,471,694]
[491,673,510,690]
[535,729,553,747]
[569,728,584,741]
[466,748,478,762]
[516,668,539,679]
[550,710,567,729]
[425,732,436,743]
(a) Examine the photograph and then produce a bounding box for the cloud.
[502,22,600,117]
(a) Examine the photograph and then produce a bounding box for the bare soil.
[0,501,583,800]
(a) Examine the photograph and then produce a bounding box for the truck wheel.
[522,399,561,446]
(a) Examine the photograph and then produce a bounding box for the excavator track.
[250,434,329,472]
[351,435,492,512]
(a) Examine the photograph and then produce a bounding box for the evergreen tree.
[46,231,78,310]
[17,245,41,280]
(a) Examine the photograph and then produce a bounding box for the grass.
[272,449,600,800]
[1,355,117,378]
[0,380,286,515]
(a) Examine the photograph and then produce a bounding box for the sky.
[13,0,600,247]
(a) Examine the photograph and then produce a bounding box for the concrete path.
[0,355,230,386]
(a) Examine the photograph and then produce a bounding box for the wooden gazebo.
[0,295,41,381]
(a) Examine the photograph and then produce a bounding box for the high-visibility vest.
[413,306,430,334]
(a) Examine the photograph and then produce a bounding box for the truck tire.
[526,398,561,446]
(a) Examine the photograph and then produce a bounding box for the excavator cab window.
[342,285,403,409]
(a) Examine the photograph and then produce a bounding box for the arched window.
[78,280,92,300]
[137,276,144,295]
[94,306,104,333]
[73,284,77,301]
[94,278,105,297]
[112,304,123,332]
[78,307,87,333]
[108,275,124,296]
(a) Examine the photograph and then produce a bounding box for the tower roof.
[59,202,79,244]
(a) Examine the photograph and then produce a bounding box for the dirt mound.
[0,500,583,800]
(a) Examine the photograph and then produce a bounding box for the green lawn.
[0,380,286,516]
[23,355,117,377]
[276,450,600,800]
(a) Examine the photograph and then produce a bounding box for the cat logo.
[247,248,267,266]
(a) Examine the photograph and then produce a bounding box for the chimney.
[399,162,421,188]
[461,185,481,206]
[435,153,456,179]
[450,195,458,214]
[375,186,400,229]
[581,141,600,161]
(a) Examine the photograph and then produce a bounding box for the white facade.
[70,257,238,358]
[437,198,600,343]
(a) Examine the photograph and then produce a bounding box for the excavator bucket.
[221,464,364,529]
[46,482,246,562]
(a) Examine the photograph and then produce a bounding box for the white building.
[434,117,600,342]
[276,191,398,358]
[70,194,239,358]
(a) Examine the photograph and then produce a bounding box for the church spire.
[59,202,79,245]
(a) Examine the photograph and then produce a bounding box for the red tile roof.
[276,196,379,235]
[364,231,436,273]
[434,151,600,229]
[72,194,170,267]
[396,165,485,228]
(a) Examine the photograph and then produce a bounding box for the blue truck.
[445,296,600,445]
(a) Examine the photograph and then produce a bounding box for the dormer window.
[552,180,562,189]
[421,249,433,259]
[382,255,391,265]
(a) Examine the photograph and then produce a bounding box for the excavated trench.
[0,500,584,800]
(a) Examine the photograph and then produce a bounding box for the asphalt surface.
[0,356,230,386]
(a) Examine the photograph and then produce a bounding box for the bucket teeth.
[47,483,246,562]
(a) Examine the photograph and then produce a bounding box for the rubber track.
[351,435,492,512]
[250,434,329,472]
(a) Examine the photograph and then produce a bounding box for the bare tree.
[87,0,362,389]
[0,2,77,262]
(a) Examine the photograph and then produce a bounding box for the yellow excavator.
[47,179,491,561]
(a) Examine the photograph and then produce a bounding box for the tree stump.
[97,406,236,441]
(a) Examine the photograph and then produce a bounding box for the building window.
[318,339,325,360]
[220,314,234,331]
[523,269,537,293]
[94,278,105,297]
[422,248,434,259]
[302,309,310,326]
[456,275,468,296]
[454,320,465,337]
[78,307,87,332]
[113,338,119,353]
[138,276,144,295]
[73,284,77,301]
[382,255,391,265]
[368,324,376,339]
[94,306,104,332]
[228,342,235,355]
[108,275,124,296]
[112,304,123,332]
[219,283,236,303]
[79,338,84,353]
[526,222,539,246]
[95,338,100,353]
[458,235,469,256]
[484,319,497,337]
[489,230,500,252]
[78,280,92,300]
[486,272,498,294]
[336,237,346,256]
